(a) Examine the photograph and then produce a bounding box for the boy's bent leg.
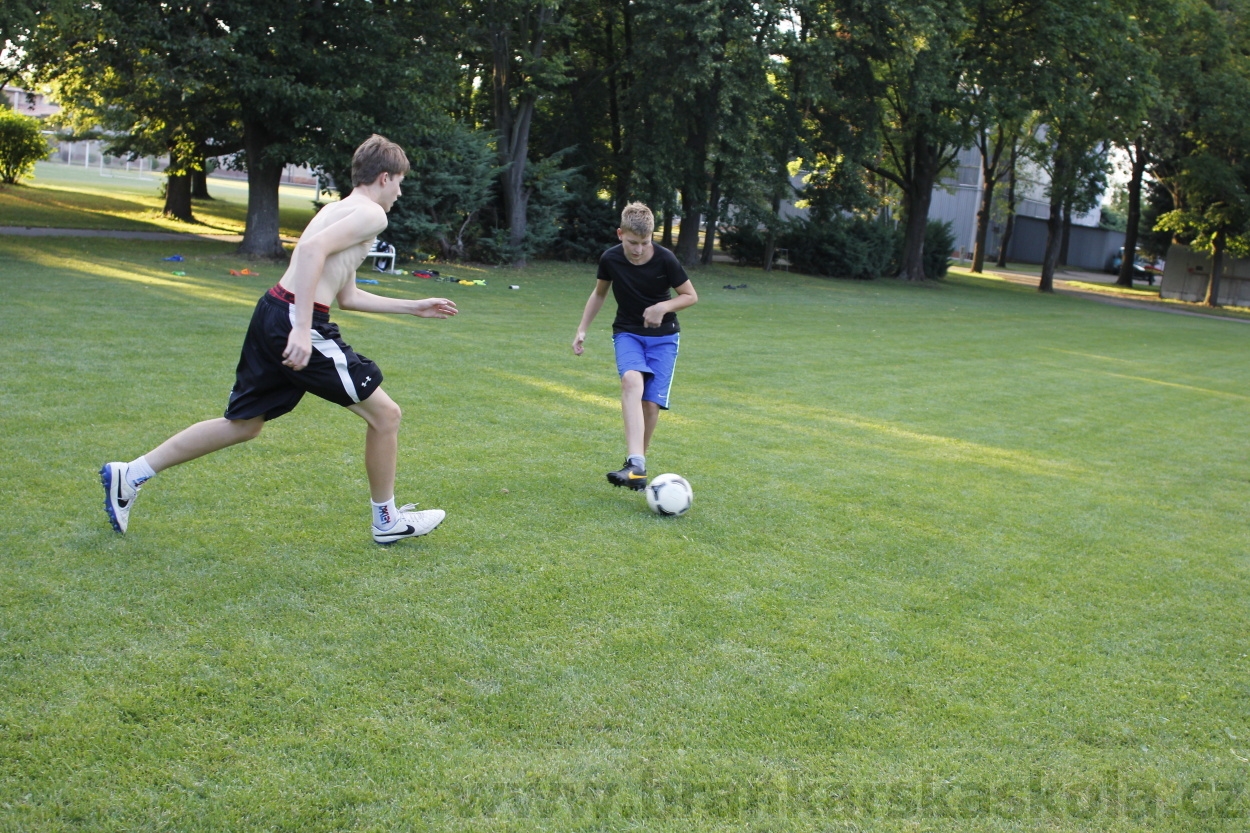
[348,388,402,503]
[349,388,444,542]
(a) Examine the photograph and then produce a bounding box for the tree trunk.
[897,134,941,281]
[1116,136,1146,288]
[238,120,286,259]
[191,164,212,200]
[662,209,673,248]
[971,125,1006,273]
[971,163,995,273]
[1039,147,1070,292]
[163,151,194,223]
[674,184,702,266]
[996,153,1018,268]
[490,8,549,267]
[1205,231,1224,307]
[699,162,724,265]
[1059,202,1072,267]
[762,194,780,272]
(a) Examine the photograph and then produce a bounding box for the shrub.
[923,219,955,279]
[719,223,769,266]
[543,176,617,262]
[385,122,497,261]
[778,215,901,279]
[0,110,51,185]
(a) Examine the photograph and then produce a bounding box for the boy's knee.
[375,398,403,432]
[621,370,644,391]
[233,417,265,441]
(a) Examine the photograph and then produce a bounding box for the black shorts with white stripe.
[224,286,383,421]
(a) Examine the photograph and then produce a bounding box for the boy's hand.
[572,331,587,355]
[642,303,666,328]
[283,330,312,371]
[411,298,458,318]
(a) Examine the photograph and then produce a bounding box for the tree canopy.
[9,0,1248,281]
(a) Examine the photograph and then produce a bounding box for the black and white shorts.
[224,285,383,421]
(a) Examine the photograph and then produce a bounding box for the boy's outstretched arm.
[337,282,458,318]
[573,279,611,355]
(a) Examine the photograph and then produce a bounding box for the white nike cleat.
[100,461,139,534]
[372,504,445,544]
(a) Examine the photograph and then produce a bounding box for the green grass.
[2,235,1249,832]
[0,162,319,237]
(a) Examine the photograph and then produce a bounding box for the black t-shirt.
[596,243,690,336]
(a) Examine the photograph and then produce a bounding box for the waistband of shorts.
[268,284,330,315]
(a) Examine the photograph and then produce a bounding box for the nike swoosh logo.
[628,473,647,480]
[113,479,129,507]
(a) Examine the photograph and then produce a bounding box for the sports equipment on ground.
[373,505,445,544]
[646,473,693,516]
[100,461,139,533]
[607,460,648,491]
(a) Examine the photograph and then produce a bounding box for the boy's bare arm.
[281,204,388,370]
[573,279,611,355]
[337,283,458,318]
[642,279,697,328]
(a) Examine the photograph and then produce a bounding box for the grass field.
[1,231,1249,831]
[0,162,319,237]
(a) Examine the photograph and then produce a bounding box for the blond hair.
[620,202,655,238]
[351,134,410,187]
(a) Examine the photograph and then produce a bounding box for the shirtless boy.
[100,135,457,544]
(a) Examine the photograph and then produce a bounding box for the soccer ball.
[646,473,693,516]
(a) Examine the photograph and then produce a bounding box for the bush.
[778,215,901,279]
[385,122,497,261]
[719,223,769,266]
[923,219,955,279]
[0,110,51,185]
[543,177,617,262]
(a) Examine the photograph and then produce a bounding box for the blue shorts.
[613,331,681,410]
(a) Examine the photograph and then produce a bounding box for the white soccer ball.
[646,473,693,516]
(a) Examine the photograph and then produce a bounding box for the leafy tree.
[623,0,782,266]
[0,107,50,183]
[460,0,570,266]
[1029,0,1145,291]
[33,0,457,256]
[825,0,989,281]
[1145,0,1250,305]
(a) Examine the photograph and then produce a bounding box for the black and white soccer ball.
[646,473,693,516]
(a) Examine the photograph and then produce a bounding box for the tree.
[0,107,50,183]
[838,0,990,281]
[1144,0,1250,305]
[33,0,457,256]
[619,0,782,267]
[1029,0,1145,291]
[459,0,569,266]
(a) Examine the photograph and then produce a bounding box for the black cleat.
[607,460,648,491]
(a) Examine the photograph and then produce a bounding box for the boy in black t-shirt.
[572,202,699,489]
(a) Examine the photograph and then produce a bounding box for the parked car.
[1106,247,1157,284]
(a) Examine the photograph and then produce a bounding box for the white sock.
[628,454,646,470]
[127,456,156,488]
[372,497,399,530]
